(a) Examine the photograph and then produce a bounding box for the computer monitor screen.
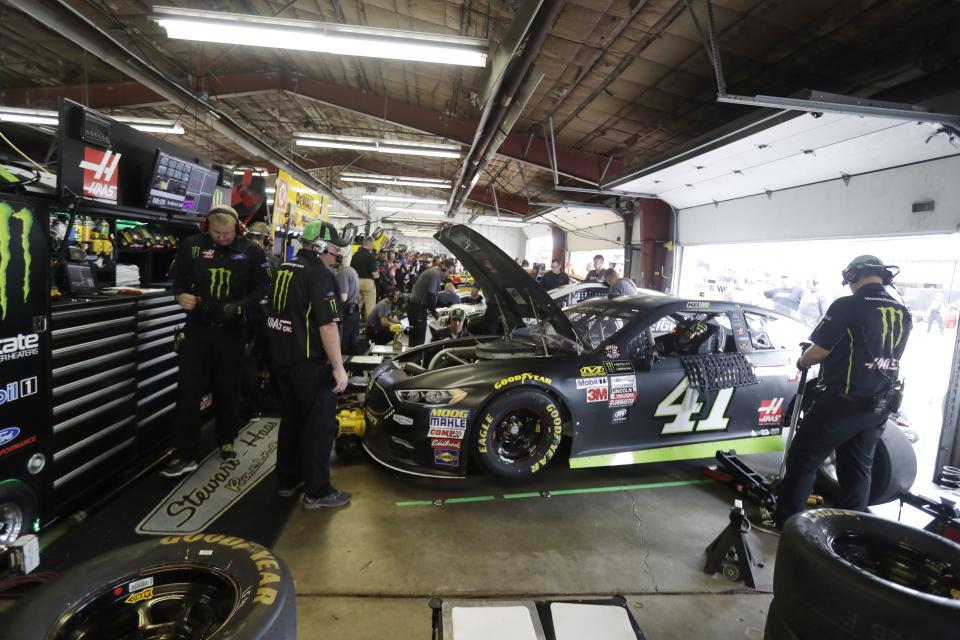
[67,262,98,294]
[145,151,219,215]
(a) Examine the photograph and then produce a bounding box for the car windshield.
[521,305,639,351]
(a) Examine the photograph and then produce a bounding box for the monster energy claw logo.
[0,203,33,321]
[192,246,200,258]
[273,270,293,310]
[208,267,232,300]
[878,306,905,352]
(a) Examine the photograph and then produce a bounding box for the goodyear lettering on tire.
[532,404,563,473]
[158,535,280,606]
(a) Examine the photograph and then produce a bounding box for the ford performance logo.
[0,426,21,447]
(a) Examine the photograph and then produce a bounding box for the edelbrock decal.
[136,418,279,535]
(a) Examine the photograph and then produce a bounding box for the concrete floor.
[276,452,783,639]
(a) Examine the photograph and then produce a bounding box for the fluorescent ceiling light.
[235,168,269,176]
[340,172,451,189]
[329,212,350,218]
[265,187,275,194]
[152,6,488,67]
[361,194,446,205]
[295,133,460,159]
[0,107,184,133]
[375,206,444,215]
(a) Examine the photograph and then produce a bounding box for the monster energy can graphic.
[0,203,33,321]
[878,306,906,352]
[208,267,232,300]
[273,270,294,310]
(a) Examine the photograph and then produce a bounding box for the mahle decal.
[0,203,33,320]
[208,267,232,300]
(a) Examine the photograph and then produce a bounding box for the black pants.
[406,301,428,347]
[241,320,277,417]
[172,323,245,460]
[273,359,338,498]
[367,324,394,345]
[775,391,886,524]
[340,311,359,355]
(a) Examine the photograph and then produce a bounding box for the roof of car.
[571,295,779,318]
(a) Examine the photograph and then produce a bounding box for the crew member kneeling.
[365,289,402,345]
[163,205,269,477]
[267,220,351,508]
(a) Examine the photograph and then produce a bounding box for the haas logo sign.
[79,147,121,204]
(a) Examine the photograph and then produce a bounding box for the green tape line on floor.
[398,478,712,507]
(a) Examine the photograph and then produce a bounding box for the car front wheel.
[474,390,564,480]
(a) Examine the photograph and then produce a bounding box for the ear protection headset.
[199,205,247,235]
[841,260,899,286]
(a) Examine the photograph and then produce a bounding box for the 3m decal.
[494,373,552,389]
[0,426,20,447]
[579,365,605,377]
[0,203,33,321]
[273,270,294,310]
[208,267,232,300]
[427,427,466,440]
[125,587,154,604]
[0,333,39,363]
[603,361,634,374]
[655,377,734,434]
[79,147,121,204]
[434,448,460,466]
[0,376,38,406]
[758,398,784,426]
[576,377,607,389]
[586,386,609,403]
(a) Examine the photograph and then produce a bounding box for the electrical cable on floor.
[0,130,54,174]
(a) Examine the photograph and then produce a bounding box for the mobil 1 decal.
[654,377,733,435]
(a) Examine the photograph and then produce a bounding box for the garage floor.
[276,452,783,639]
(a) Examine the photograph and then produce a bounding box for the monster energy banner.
[137,418,279,535]
[0,201,33,321]
[208,267,232,300]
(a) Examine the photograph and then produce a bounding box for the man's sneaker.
[278,481,304,498]
[302,490,352,509]
[161,458,198,478]
[220,443,237,461]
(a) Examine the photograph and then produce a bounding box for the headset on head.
[841,260,899,286]
[199,205,247,236]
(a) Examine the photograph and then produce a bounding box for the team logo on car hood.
[137,418,279,535]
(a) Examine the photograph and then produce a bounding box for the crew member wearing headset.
[773,255,912,529]
[162,205,270,477]
[267,220,351,508]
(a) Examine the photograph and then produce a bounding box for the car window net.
[679,353,759,393]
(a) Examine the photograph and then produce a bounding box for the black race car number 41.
[654,377,733,434]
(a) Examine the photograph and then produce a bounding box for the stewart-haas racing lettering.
[494,373,552,389]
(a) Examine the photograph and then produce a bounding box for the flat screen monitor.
[145,151,219,215]
[66,262,98,295]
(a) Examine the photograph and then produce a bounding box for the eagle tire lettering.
[475,392,563,479]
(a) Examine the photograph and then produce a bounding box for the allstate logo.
[0,426,21,447]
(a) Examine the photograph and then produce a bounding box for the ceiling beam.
[1,71,623,185]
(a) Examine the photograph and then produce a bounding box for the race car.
[362,225,915,494]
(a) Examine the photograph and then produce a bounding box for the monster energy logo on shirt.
[192,246,200,258]
[208,267,232,300]
[273,270,294,311]
[0,203,32,321]
[877,306,906,352]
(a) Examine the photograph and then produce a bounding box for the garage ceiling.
[0,0,958,225]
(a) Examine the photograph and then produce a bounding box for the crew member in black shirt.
[267,220,351,508]
[585,254,606,283]
[351,236,378,320]
[162,205,270,477]
[540,259,570,291]
[774,255,912,527]
[406,258,454,347]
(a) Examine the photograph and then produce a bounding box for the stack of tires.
[765,509,960,639]
[4,535,296,639]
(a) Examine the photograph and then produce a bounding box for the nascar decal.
[758,398,784,426]
[79,147,121,204]
[586,386,609,403]
[579,365,605,377]
[576,376,607,389]
[603,360,634,374]
[137,418,279,535]
[434,448,459,467]
[494,373,552,389]
[0,203,33,321]
[655,377,734,435]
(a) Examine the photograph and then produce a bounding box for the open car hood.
[435,225,581,344]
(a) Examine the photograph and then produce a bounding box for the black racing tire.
[763,599,800,640]
[0,479,38,546]
[474,390,564,480]
[814,424,917,506]
[4,534,296,640]
[772,509,960,640]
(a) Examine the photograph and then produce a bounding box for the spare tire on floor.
[770,509,960,640]
[4,534,296,639]
[814,423,917,506]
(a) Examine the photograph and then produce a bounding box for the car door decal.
[654,376,734,434]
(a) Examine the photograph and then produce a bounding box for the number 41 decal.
[655,377,733,434]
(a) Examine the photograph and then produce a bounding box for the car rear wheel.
[474,390,564,480]
[0,480,38,545]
